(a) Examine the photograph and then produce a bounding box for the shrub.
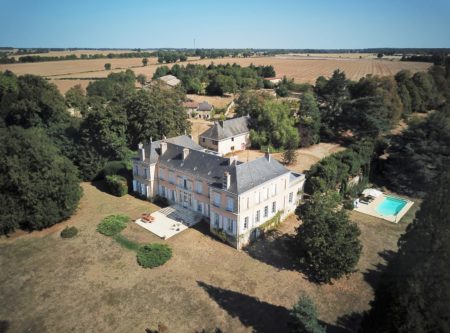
[105,175,128,197]
[288,295,326,333]
[96,160,129,180]
[152,195,169,207]
[137,244,172,268]
[60,226,78,238]
[97,214,129,236]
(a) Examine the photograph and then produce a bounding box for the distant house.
[263,77,282,85]
[199,116,250,155]
[156,75,181,87]
[182,100,214,119]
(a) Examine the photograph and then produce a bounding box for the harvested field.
[0,182,413,332]
[9,49,153,60]
[49,79,92,94]
[1,56,431,94]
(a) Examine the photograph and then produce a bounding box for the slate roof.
[200,116,250,141]
[198,101,214,111]
[134,134,303,195]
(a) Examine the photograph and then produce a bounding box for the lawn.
[0,183,410,332]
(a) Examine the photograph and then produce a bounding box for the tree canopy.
[0,127,82,234]
[295,191,362,283]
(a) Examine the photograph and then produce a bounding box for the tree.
[65,84,87,114]
[206,75,237,96]
[383,105,450,197]
[104,63,111,70]
[0,127,82,234]
[361,168,450,332]
[136,74,147,87]
[86,69,136,101]
[295,192,362,283]
[283,148,298,165]
[377,53,383,58]
[142,57,148,66]
[288,295,326,333]
[125,83,191,148]
[298,93,321,147]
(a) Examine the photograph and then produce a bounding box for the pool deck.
[354,194,414,223]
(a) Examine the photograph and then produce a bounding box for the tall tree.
[125,83,191,148]
[295,191,362,283]
[142,58,148,66]
[298,93,321,147]
[0,127,82,234]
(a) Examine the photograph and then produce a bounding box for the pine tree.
[288,295,326,333]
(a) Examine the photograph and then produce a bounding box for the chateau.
[132,135,305,248]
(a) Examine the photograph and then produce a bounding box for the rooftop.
[200,116,250,141]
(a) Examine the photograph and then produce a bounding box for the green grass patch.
[60,226,78,238]
[113,234,140,251]
[97,214,129,236]
[137,243,172,268]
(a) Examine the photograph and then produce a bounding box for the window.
[213,192,221,207]
[231,146,235,151]
[197,202,202,213]
[169,171,175,184]
[132,180,138,192]
[255,191,260,204]
[272,184,277,196]
[202,138,205,143]
[264,206,268,218]
[144,168,148,179]
[171,190,175,201]
[227,219,233,232]
[226,197,234,212]
[244,217,248,230]
[214,213,220,228]
[246,197,250,209]
[289,192,293,203]
[196,181,203,194]
[231,137,234,142]
[255,210,260,223]
[134,165,138,176]
[183,178,187,189]
[141,184,146,196]
[272,201,276,213]
[159,169,164,180]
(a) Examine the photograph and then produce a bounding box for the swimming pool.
[376,196,408,216]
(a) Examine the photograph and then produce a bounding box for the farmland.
[0,55,432,94]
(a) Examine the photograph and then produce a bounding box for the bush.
[152,195,169,207]
[97,214,129,236]
[96,160,129,180]
[60,226,78,238]
[105,175,128,197]
[288,295,326,333]
[137,244,172,268]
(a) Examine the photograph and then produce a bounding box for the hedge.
[97,214,129,236]
[105,175,128,197]
[60,226,78,238]
[137,243,172,268]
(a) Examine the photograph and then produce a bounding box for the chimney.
[265,147,271,162]
[182,147,189,160]
[138,143,145,161]
[228,156,237,165]
[223,172,231,189]
[160,141,167,155]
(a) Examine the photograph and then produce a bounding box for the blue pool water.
[376,196,408,216]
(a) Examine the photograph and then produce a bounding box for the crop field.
[0,55,431,94]
[8,49,152,60]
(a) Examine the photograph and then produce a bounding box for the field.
[0,182,414,333]
[0,55,431,94]
[9,49,152,60]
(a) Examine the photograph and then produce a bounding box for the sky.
[1,0,449,49]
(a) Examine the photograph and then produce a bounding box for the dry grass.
[231,143,345,173]
[1,55,431,94]
[0,182,412,332]
[9,49,152,60]
[189,118,213,142]
[186,94,234,109]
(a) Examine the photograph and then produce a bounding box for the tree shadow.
[244,229,299,271]
[0,320,10,333]
[362,250,396,290]
[197,281,340,333]
[334,312,366,333]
